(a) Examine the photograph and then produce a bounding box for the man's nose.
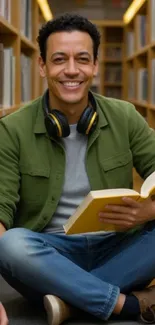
[64,59,79,75]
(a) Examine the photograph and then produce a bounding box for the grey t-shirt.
[43,124,91,233]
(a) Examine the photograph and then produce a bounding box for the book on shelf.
[137,15,147,49]
[126,31,134,57]
[105,64,122,83]
[128,69,135,100]
[20,0,32,40]
[105,46,122,60]
[104,88,122,99]
[63,171,155,235]
[151,59,155,104]
[151,0,155,42]
[137,68,148,102]
[0,0,11,23]
[0,44,15,108]
[21,53,32,102]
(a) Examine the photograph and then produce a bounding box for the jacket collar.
[34,96,47,134]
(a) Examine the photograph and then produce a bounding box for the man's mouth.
[60,81,83,88]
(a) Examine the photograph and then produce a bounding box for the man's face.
[39,31,98,106]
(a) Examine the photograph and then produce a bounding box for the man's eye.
[78,57,89,63]
[54,58,65,63]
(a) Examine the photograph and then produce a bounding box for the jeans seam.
[94,285,120,320]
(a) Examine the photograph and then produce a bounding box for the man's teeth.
[63,82,80,87]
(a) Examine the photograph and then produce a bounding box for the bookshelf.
[91,20,124,100]
[0,0,44,118]
[123,0,155,128]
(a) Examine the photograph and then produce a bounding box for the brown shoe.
[44,295,77,325]
[132,285,155,323]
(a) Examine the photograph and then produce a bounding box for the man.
[0,303,8,325]
[1,13,155,325]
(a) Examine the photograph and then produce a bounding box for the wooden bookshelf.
[91,21,124,100]
[123,0,155,128]
[0,0,44,118]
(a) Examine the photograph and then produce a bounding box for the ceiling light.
[37,0,53,21]
[123,0,146,24]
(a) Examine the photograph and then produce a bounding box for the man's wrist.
[0,222,6,236]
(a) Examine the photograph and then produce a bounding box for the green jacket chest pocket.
[101,151,133,189]
[19,165,50,205]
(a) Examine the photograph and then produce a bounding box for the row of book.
[0,44,15,107]
[104,88,122,99]
[0,0,11,22]
[0,0,32,40]
[104,64,122,83]
[128,61,155,104]
[126,0,155,57]
[128,68,148,102]
[20,0,32,39]
[104,46,122,60]
[0,44,32,108]
[21,53,32,103]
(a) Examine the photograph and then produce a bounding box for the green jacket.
[0,93,155,231]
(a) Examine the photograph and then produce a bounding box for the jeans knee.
[0,228,30,267]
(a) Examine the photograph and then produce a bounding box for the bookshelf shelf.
[131,100,148,108]
[149,105,155,110]
[104,83,122,87]
[0,16,18,35]
[20,36,37,51]
[104,59,122,63]
[126,56,135,62]
[105,43,123,47]
[0,0,45,117]
[91,20,124,99]
[123,0,155,127]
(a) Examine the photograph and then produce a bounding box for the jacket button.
[51,196,55,202]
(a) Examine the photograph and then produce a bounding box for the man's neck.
[49,93,88,124]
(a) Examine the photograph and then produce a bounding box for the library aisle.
[1,1,155,325]
[1,0,154,192]
[123,0,155,128]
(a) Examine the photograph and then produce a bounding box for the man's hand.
[0,223,6,237]
[0,303,8,325]
[99,197,155,231]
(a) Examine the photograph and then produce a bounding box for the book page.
[91,188,139,199]
[140,171,155,198]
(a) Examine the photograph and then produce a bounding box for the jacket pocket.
[19,164,50,204]
[101,150,133,188]
[20,164,50,178]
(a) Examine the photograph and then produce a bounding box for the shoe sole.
[44,295,60,325]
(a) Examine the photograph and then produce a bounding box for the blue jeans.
[0,221,155,320]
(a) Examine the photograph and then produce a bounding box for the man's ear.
[93,58,99,77]
[38,56,46,78]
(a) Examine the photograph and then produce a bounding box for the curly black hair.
[37,13,101,63]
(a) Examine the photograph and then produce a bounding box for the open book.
[63,171,155,235]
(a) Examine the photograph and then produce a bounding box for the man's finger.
[122,197,141,207]
[0,303,8,325]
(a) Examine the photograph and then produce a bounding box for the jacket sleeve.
[128,103,155,179]
[0,120,20,229]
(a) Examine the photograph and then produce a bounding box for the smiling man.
[1,13,155,325]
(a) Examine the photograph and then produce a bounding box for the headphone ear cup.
[77,107,98,135]
[45,109,70,138]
